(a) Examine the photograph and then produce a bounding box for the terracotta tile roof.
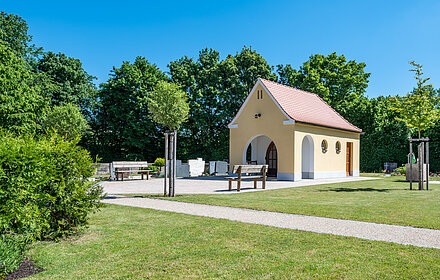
[259,78,362,133]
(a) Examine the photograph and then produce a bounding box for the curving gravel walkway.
[102,197,440,249]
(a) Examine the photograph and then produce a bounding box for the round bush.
[0,132,103,240]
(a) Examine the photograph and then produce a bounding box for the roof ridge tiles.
[258,78,317,96]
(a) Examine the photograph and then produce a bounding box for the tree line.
[1,11,440,172]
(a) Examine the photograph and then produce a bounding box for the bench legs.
[115,173,123,181]
[228,178,265,191]
[141,172,150,180]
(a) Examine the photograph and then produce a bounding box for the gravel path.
[103,197,440,249]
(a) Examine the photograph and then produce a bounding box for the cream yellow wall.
[229,81,361,180]
[294,123,360,179]
[229,83,295,179]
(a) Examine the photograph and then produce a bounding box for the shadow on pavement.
[319,187,392,192]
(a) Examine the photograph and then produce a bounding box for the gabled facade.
[228,78,361,181]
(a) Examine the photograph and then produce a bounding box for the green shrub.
[41,103,89,140]
[154,158,165,167]
[0,233,30,277]
[0,132,103,240]
[146,165,159,172]
[396,164,406,175]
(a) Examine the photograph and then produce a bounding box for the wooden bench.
[225,165,268,192]
[112,161,150,181]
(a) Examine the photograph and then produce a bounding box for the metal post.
[426,140,430,191]
[164,132,169,196]
[409,140,413,190]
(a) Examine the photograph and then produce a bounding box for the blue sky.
[3,0,440,97]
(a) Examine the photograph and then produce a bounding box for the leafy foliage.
[169,46,276,160]
[0,41,48,134]
[0,233,30,277]
[0,132,103,240]
[154,158,165,167]
[37,51,98,120]
[41,103,89,140]
[277,53,370,114]
[96,57,168,162]
[360,96,409,171]
[148,81,189,131]
[0,11,42,62]
[390,61,440,138]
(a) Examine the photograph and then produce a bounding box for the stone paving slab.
[102,197,440,249]
[100,176,378,195]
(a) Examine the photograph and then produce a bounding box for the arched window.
[321,140,328,153]
[336,141,341,154]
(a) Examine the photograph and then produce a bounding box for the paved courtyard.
[100,176,378,195]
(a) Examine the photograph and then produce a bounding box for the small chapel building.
[228,78,362,181]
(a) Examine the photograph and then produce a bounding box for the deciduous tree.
[96,57,168,161]
[169,46,276,161]
[390,61,440,138]
[277,52,370,125]
[0,41,48,134]
[37,51,98,120]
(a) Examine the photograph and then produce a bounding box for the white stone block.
[188,158,205,177]
[209,161,216,175]
[215,161,228,174]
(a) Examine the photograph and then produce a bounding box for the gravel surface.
[100,176,378,195]
[103,197,440,249]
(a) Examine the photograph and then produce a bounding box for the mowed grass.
[151,175,440,229]
[28,204,440,279]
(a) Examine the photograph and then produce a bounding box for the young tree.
[391,61,440,138]
[148,81,189,197]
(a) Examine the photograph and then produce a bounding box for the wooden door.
[346,143,352,176]
[266,142,277,177]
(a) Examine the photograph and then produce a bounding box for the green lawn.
[147,175,440,230]
[28,204,440,279]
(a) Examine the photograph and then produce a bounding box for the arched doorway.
[301,135,314,179]
[266,141,277,177]
[242,135,277,176]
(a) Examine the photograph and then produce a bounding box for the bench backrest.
[232,165,268,174]
[112,161,148,169]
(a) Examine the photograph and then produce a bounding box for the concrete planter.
[406,163,427,182]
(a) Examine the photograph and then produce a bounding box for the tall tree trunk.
[169,132,174,197]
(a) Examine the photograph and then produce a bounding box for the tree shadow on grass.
[319,187,393,192]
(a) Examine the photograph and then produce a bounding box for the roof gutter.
[295,121,363,134]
